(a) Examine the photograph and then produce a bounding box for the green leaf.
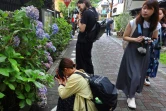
[0,68,10,76]
[19,100,25,108]
[8,83,15,90]
[34,81,44,88]
[15,90,21,95]
[8,59,19,72]
[27,78,35,82]
[16,75,23,80]
[17,93,25,99]
[0,56,6,62]
[0,92,5,98]
[26,99,32,105]
[9,77,16,82]
[13,30,20,35]
[28,93,34,98]
[25,84,30,92]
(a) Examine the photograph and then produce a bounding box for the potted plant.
[114,12,133,37]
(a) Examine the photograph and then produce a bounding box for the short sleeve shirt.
[77,9,96,43]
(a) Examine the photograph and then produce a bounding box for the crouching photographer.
[54,58,97,111]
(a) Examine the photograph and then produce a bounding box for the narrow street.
[47,33,166,111]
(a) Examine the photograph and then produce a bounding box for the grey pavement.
[47,32,166,111]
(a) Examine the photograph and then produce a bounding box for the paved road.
[47,33,166,111]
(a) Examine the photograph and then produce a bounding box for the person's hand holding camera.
[134,36,144,43]
[54,69,66,86]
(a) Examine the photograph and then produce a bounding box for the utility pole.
[107,0,114,17]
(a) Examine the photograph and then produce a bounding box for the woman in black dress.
[116,0,160,109]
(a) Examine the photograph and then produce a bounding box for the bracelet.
[59,84,65,86]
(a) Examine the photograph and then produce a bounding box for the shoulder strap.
[74,72,90,79]
[159,28,162,44]
[130,19,137,37]
[84,98,88,111]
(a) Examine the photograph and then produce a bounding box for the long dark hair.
[57,58,75,79]
[77,0,91,8]
[159,8,166,24]
[136,0,159,32]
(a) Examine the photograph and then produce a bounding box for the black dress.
[116,27,152,98]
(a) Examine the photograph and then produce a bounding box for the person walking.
[116,0,160,109]
[76,0,98,75]
[145,8,166,85]
[106,18,114,36]
[55,58,98,111]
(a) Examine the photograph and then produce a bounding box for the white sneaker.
[51,105,57,111]
[128,98,136,109]
[144,78,150,86]
[127,98,130,103]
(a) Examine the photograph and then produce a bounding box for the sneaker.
[127,98,136,109]
[144,78,150,86]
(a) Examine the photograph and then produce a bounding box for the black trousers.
[76,42,94,74]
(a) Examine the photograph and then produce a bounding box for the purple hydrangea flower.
[25,6,39,20]
[52,23,59,35]
[36,29,44,39]
[36,21,43,29]
[46,42,53,49]
[38,86,47,94]
[47,55,53,62]
[49,61,53,65]
[43,63,51,69]
[13,36,20,47]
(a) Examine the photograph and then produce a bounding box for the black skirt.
[57,95,75,111]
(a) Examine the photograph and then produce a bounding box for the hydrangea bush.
[0,6,64,110]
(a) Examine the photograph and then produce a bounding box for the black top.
[77,8,96,43]
[106,20,114,29]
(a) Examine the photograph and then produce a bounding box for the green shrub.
[0,6,55,109]
[50,17,72,59]
[160,52,166,65]
[114,12,133,31]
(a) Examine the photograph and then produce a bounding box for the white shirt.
[130,19,161,31]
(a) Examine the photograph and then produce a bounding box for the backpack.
[75,72,118,111]
[85,8,106,42]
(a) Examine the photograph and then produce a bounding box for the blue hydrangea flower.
[44,51,50,56]
[51,46,56,52]
[44,33,50,39]
[36,29,44,39]
[13,36,20,47]
[25,6,39,20]
[52,23,59,35]
[36,20,43,29]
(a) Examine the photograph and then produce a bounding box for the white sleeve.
[129,19,136,28]
[156,22,161,30]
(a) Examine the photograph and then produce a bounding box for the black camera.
[54,74,59,79]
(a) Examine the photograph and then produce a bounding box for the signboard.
[63,0,71,8]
